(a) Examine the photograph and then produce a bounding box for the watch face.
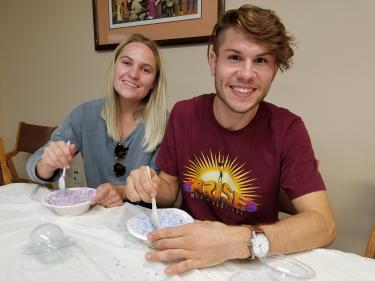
[253,233,269,259]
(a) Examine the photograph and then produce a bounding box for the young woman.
[27,33,168,208]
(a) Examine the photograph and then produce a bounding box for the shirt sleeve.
[280,118,325,199]
[26,105,84,183]
[156,106,179,177]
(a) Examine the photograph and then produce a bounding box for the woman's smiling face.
[113,42,157,102]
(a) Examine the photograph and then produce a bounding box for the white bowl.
[127,208,193,244]
[41,187,96,216]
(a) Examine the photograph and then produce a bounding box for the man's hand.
[126,166,160,203]
[92,183,125,208]
[145,221,250,275]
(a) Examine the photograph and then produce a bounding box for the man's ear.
[271,64,279,81]
[208,50,217,77]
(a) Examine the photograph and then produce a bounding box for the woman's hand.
[36,141,76,180]
[92,183,126,208]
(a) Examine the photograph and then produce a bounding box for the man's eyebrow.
[223,48,241,53]
[223,49,273,57]
[256,52,273,57]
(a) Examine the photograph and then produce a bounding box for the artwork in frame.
[92,0,225,50]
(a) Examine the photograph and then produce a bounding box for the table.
[0,183,374,281]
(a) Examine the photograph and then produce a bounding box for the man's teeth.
[233,86,251,93]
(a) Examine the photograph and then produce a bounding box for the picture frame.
[92,0,225,50]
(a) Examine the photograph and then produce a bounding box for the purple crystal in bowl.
[45,188,96,206]
[127,208,193,242]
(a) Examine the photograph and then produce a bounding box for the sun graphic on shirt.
[183,151,259,212]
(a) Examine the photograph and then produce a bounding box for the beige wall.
[0,0,374,255]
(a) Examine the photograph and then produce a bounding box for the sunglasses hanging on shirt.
[113,143,128,177]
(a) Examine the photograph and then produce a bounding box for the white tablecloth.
[0,183,374,281]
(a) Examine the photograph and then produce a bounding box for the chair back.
[5,122,56,186]
[0,137,11,185]
[16,122,56,154]
[365,226,375,258]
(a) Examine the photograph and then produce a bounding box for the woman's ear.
[208,50,217,77]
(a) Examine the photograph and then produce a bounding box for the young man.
[126,4,336,275]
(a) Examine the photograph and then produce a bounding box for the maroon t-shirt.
[157,94,325,225]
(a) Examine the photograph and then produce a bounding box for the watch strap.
[252,225,265,234]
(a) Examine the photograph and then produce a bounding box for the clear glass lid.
[22,223,74,263]
[265,253,315,280]
[230,253,315,281]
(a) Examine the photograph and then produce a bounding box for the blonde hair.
[101,33,167,152]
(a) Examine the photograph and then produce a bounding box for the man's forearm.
[261,210,336,254]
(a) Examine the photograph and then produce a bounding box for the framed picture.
[92,0,225,50]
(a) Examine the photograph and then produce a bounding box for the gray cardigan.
[27,99,159,188]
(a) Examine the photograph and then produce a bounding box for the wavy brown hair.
[208,4,295,72]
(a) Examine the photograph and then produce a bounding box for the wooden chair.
[0,137,11,185]
[5,122,56,187]
[365,225,375,258]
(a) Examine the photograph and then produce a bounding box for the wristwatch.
[247,225,269,261]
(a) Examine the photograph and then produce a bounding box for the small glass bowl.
[230,254,315,281]
[22,223,74,263]
[265,253,315,280]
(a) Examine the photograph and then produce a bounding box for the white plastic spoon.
[58,140,70,190]
[147,166,160,229]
